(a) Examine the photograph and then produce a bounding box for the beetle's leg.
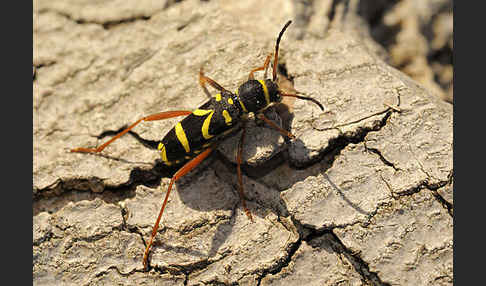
[199,67,228,97]
[248,53,272,80]
[256,113,295,139]
[143,147,214,270]
[70,110,192,154]
[236,123,254,222]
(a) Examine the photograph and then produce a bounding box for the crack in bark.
[210,156,291,221]
[33,158,179,202]
[119,203,154,251]
[62,225,125,253]
[379,170,453,217]
[430,189,453,217]
[365,145,399,171]
[255,236,302,286]
[324,230,391,286]
[255,216,391,286]
[291,109,393,170]
[153,259,212,276]
[301,220,390,286]
[313,108,392,132]
[358,170,453,232]
[149,250,232,277]
[140,205,236,274]
[37,8,153,30]
[427,171,453,216]
[33,229,56,247]
[178,213,233,236]
[256,170,452,284]
[33,179,138,216]
[33,61,57,77]
[94,265,141,279]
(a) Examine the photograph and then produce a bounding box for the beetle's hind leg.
[143,147,214,270]
[70,110,193,154]
[235,124,254,222]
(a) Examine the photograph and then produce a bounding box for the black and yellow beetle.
[70,20,324,269]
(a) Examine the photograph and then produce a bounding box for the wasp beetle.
[71,20,324,269]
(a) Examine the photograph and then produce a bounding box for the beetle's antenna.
[273,20,292,82]
[281,92,324,111]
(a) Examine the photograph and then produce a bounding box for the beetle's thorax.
[236,79,281,113]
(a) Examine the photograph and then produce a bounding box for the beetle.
[70,20,324,269]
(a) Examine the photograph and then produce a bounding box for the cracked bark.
[34,0,452,285]
[35,4,161,30]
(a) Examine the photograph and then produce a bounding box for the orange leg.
[143,147,214,270]
[236,125,254,222]
[248,53,272,80]
[256,113,295,139]
[199,67,228,97]
[70,110,192,154]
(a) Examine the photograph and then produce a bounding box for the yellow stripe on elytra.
[175,122,190,153]
[235,89,248,112]
[192,109,215,139]
[158,142,169,163]
[228,98,234,105]
[214,93,222,101]
[258,80,270,105]
[193,109,212,116]
[222,110,232,126]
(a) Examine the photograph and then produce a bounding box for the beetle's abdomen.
[158,91,242,165]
